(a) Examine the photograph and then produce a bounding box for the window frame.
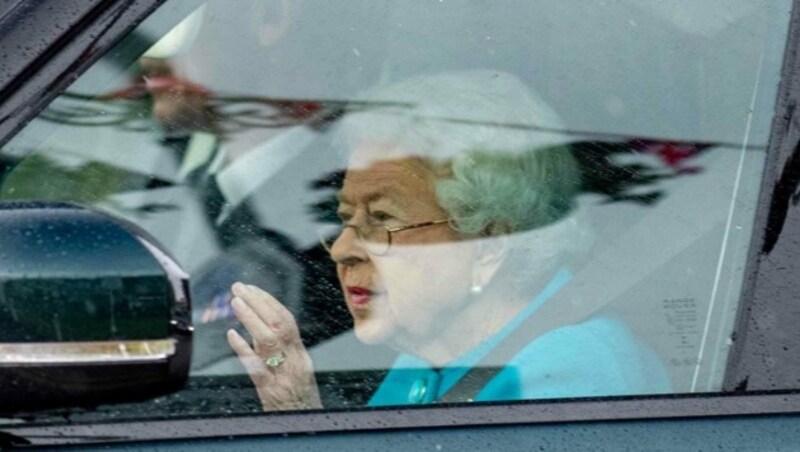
[2,0,800,446]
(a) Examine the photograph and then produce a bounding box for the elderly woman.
[226,71,670,410]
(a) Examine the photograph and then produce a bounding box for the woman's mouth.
[346,286,374,308]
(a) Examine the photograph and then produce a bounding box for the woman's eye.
[337,212,352,223]
[370,211,394,223]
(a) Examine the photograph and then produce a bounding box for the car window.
[0,0,794,421]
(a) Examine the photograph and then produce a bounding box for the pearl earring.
[470,284,483,295]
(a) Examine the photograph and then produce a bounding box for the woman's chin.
[352,318,396,345]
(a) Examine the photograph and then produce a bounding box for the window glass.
[0,0,793,419]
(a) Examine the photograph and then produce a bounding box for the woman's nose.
[330,225,368,265]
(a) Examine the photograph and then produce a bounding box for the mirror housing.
[0,201,192,415]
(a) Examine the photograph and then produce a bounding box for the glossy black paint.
[0,201,172,341]
[0,201,192,415]
[0,0,800,446]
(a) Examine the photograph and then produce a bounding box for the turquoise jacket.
[369,269,671,405]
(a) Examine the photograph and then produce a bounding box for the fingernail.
[231,297,244,309]
[232,282,246,296]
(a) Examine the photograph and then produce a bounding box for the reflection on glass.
[0,206,171,342]
[0,0,792,420]
[226,71,672,409]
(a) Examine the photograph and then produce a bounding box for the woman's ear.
[471,236,508,294]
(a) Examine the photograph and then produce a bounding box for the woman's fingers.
[226,329,273,383]
[227,282,323,411]
[232,283,283,327]
[246,284,295,322]
[232,282,301,346]
[230,296,282,353]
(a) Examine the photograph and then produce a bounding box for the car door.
[2,0,800,449]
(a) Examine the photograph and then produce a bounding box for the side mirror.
[0,201,192,415]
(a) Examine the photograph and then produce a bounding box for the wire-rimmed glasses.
[318,219,451,256]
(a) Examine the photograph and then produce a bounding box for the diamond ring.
[263,351,286,369]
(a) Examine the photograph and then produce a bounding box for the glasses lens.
[316,223,391,255]
[361,226,390,255]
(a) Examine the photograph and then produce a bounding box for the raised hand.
[226,282,322,411]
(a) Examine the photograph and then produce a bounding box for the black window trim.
[723,0,800,392]
[2,0,800,446]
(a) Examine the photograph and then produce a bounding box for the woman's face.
[329,145,476,349]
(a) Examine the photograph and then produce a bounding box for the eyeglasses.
[318,219,451,256]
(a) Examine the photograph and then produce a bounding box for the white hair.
[337,70,571,164]
[336,70,594,279]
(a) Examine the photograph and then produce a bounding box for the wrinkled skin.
[228,153,495,410]
[226,282,322,410]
